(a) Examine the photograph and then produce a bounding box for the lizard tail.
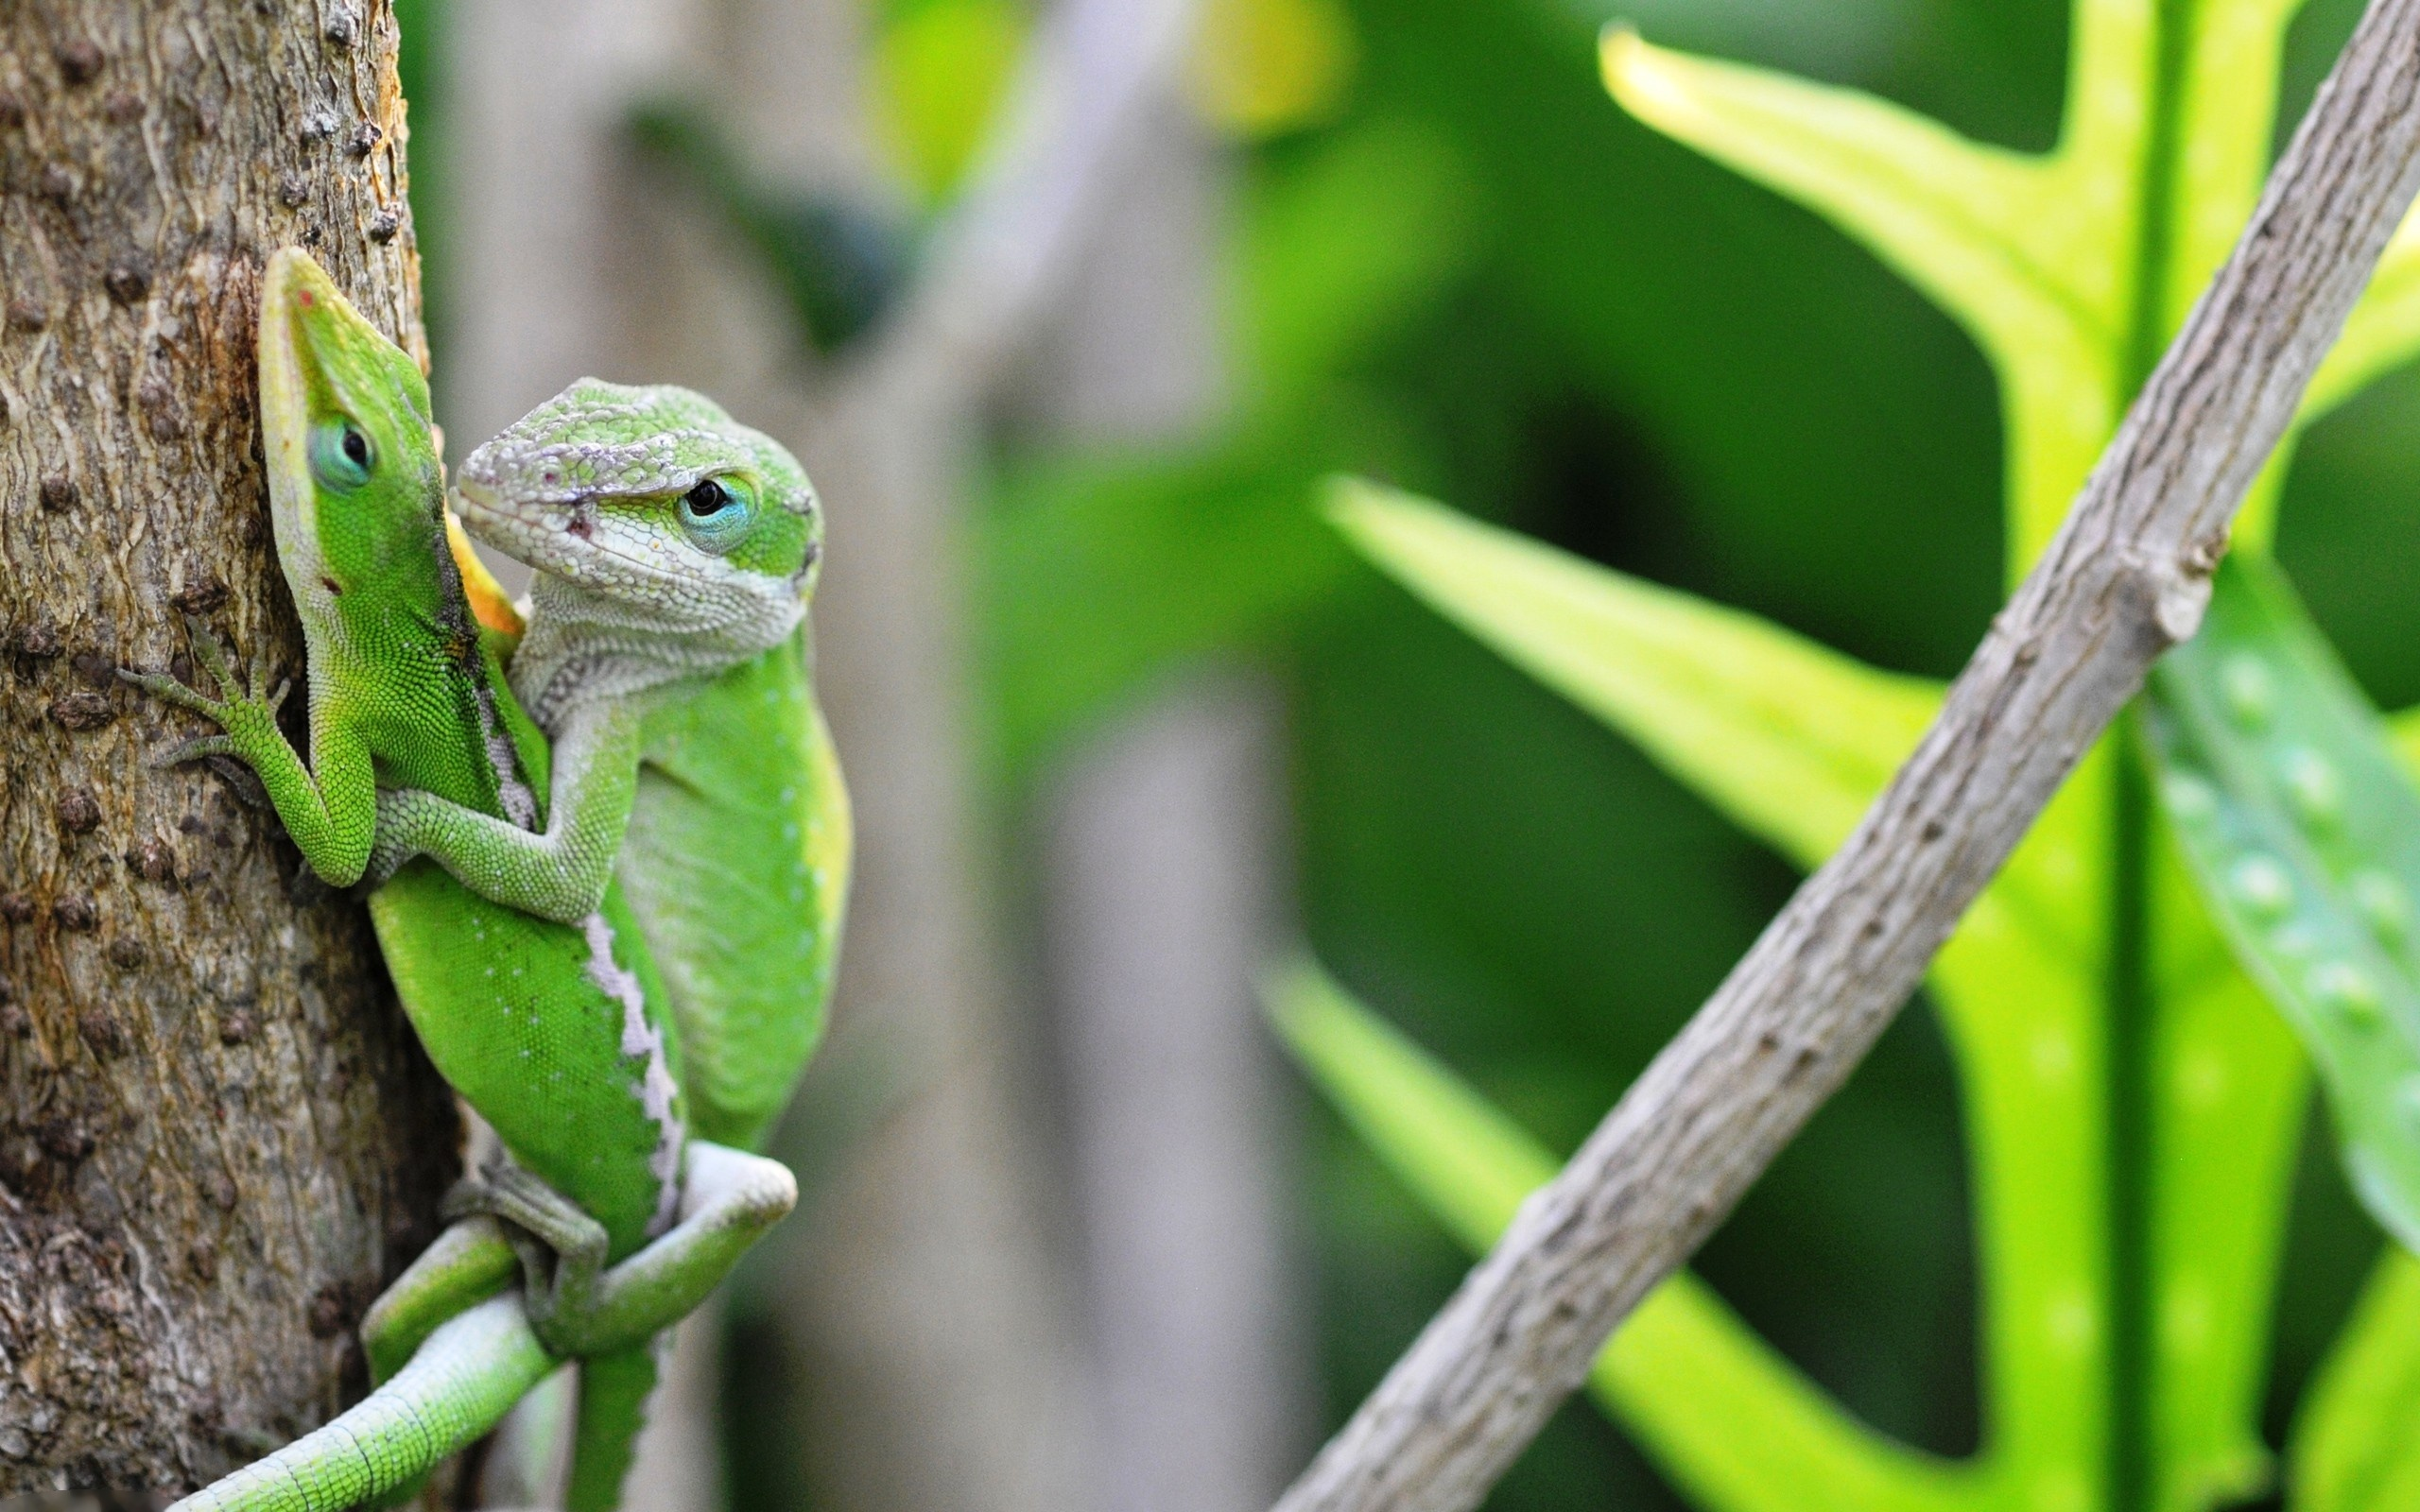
[564,1337,665,1511]
[167,1295,552,1512]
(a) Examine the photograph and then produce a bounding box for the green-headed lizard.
[129,249,796,1512]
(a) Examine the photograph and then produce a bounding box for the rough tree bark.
[0,3,455,1495]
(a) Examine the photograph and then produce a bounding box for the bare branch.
[1270,3,2420,1508]
[871,0,1201,396]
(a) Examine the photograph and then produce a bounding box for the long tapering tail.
[168,1294,552,1512]
[563,1337,664,1511]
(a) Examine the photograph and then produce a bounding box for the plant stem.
[2111,7,2196,1506]
[2107,723,2156,1512]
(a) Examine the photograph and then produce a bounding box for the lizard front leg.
[121,613,377,887]
[363,698,644,921]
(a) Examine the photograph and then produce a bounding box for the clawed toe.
[117,666,217,717]
[446,1162,606,1262]
[205,756,270,808]
[152,735,239,769]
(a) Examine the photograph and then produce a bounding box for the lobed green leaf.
[1600,25,2120,569]
[2288,1246,2420,1512]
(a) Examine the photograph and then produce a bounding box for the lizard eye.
[676,476,754,551]
[310,420,376,490]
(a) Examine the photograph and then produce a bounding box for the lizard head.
[256,248,446,642]
[453,379,821,629]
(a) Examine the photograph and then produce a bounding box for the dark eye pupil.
[685,479,730,516]
[342,428,370,467]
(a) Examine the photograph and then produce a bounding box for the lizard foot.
[443,1159,610,1350]
[120,614,290,758]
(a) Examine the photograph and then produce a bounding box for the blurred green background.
[391,0,2420,1504]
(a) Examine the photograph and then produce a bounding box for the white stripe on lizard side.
[580,911,684,1237]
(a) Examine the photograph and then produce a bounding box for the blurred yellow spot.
[1192,0,1357,140]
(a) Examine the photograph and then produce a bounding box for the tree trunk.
[0,3,455,1495]
[1017,98,1312,1510]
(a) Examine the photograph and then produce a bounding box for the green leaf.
[2144,557,2420,1252]
[1600,26,2120,570]
[1325,475,2139,1491]
[1233,115,1478,409]
[1325,477,2098,952]
[2144,831,2307,1510]
[1263,957,1984,1512]
[1601,3,2313,576]
[2288,1246,2420,1512]
[1325,478,1939,873]
[1599,27,2110,367]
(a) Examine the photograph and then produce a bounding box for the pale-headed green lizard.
[375,376,852,1156]
[130,249,797,1511]
[354,378,853,1505]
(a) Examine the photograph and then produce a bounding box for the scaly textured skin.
[379,378,850,1150]
[130,251,753,1511]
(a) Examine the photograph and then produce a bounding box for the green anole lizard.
[130,249,793,1511]
[376,377,851,1155]
[345,379,853,1506]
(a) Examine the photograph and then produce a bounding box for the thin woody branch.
[874,0,1201,396]
[1270,2,2420,1508]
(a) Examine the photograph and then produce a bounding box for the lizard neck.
[328,524,541,827]
[510,572,805,733]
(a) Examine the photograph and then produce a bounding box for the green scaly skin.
[357,378,847,1499]
[130,250,793,1512]
[372,377,849,1153]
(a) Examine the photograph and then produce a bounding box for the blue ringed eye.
[678,477,753,550]
[309,421,375,489]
